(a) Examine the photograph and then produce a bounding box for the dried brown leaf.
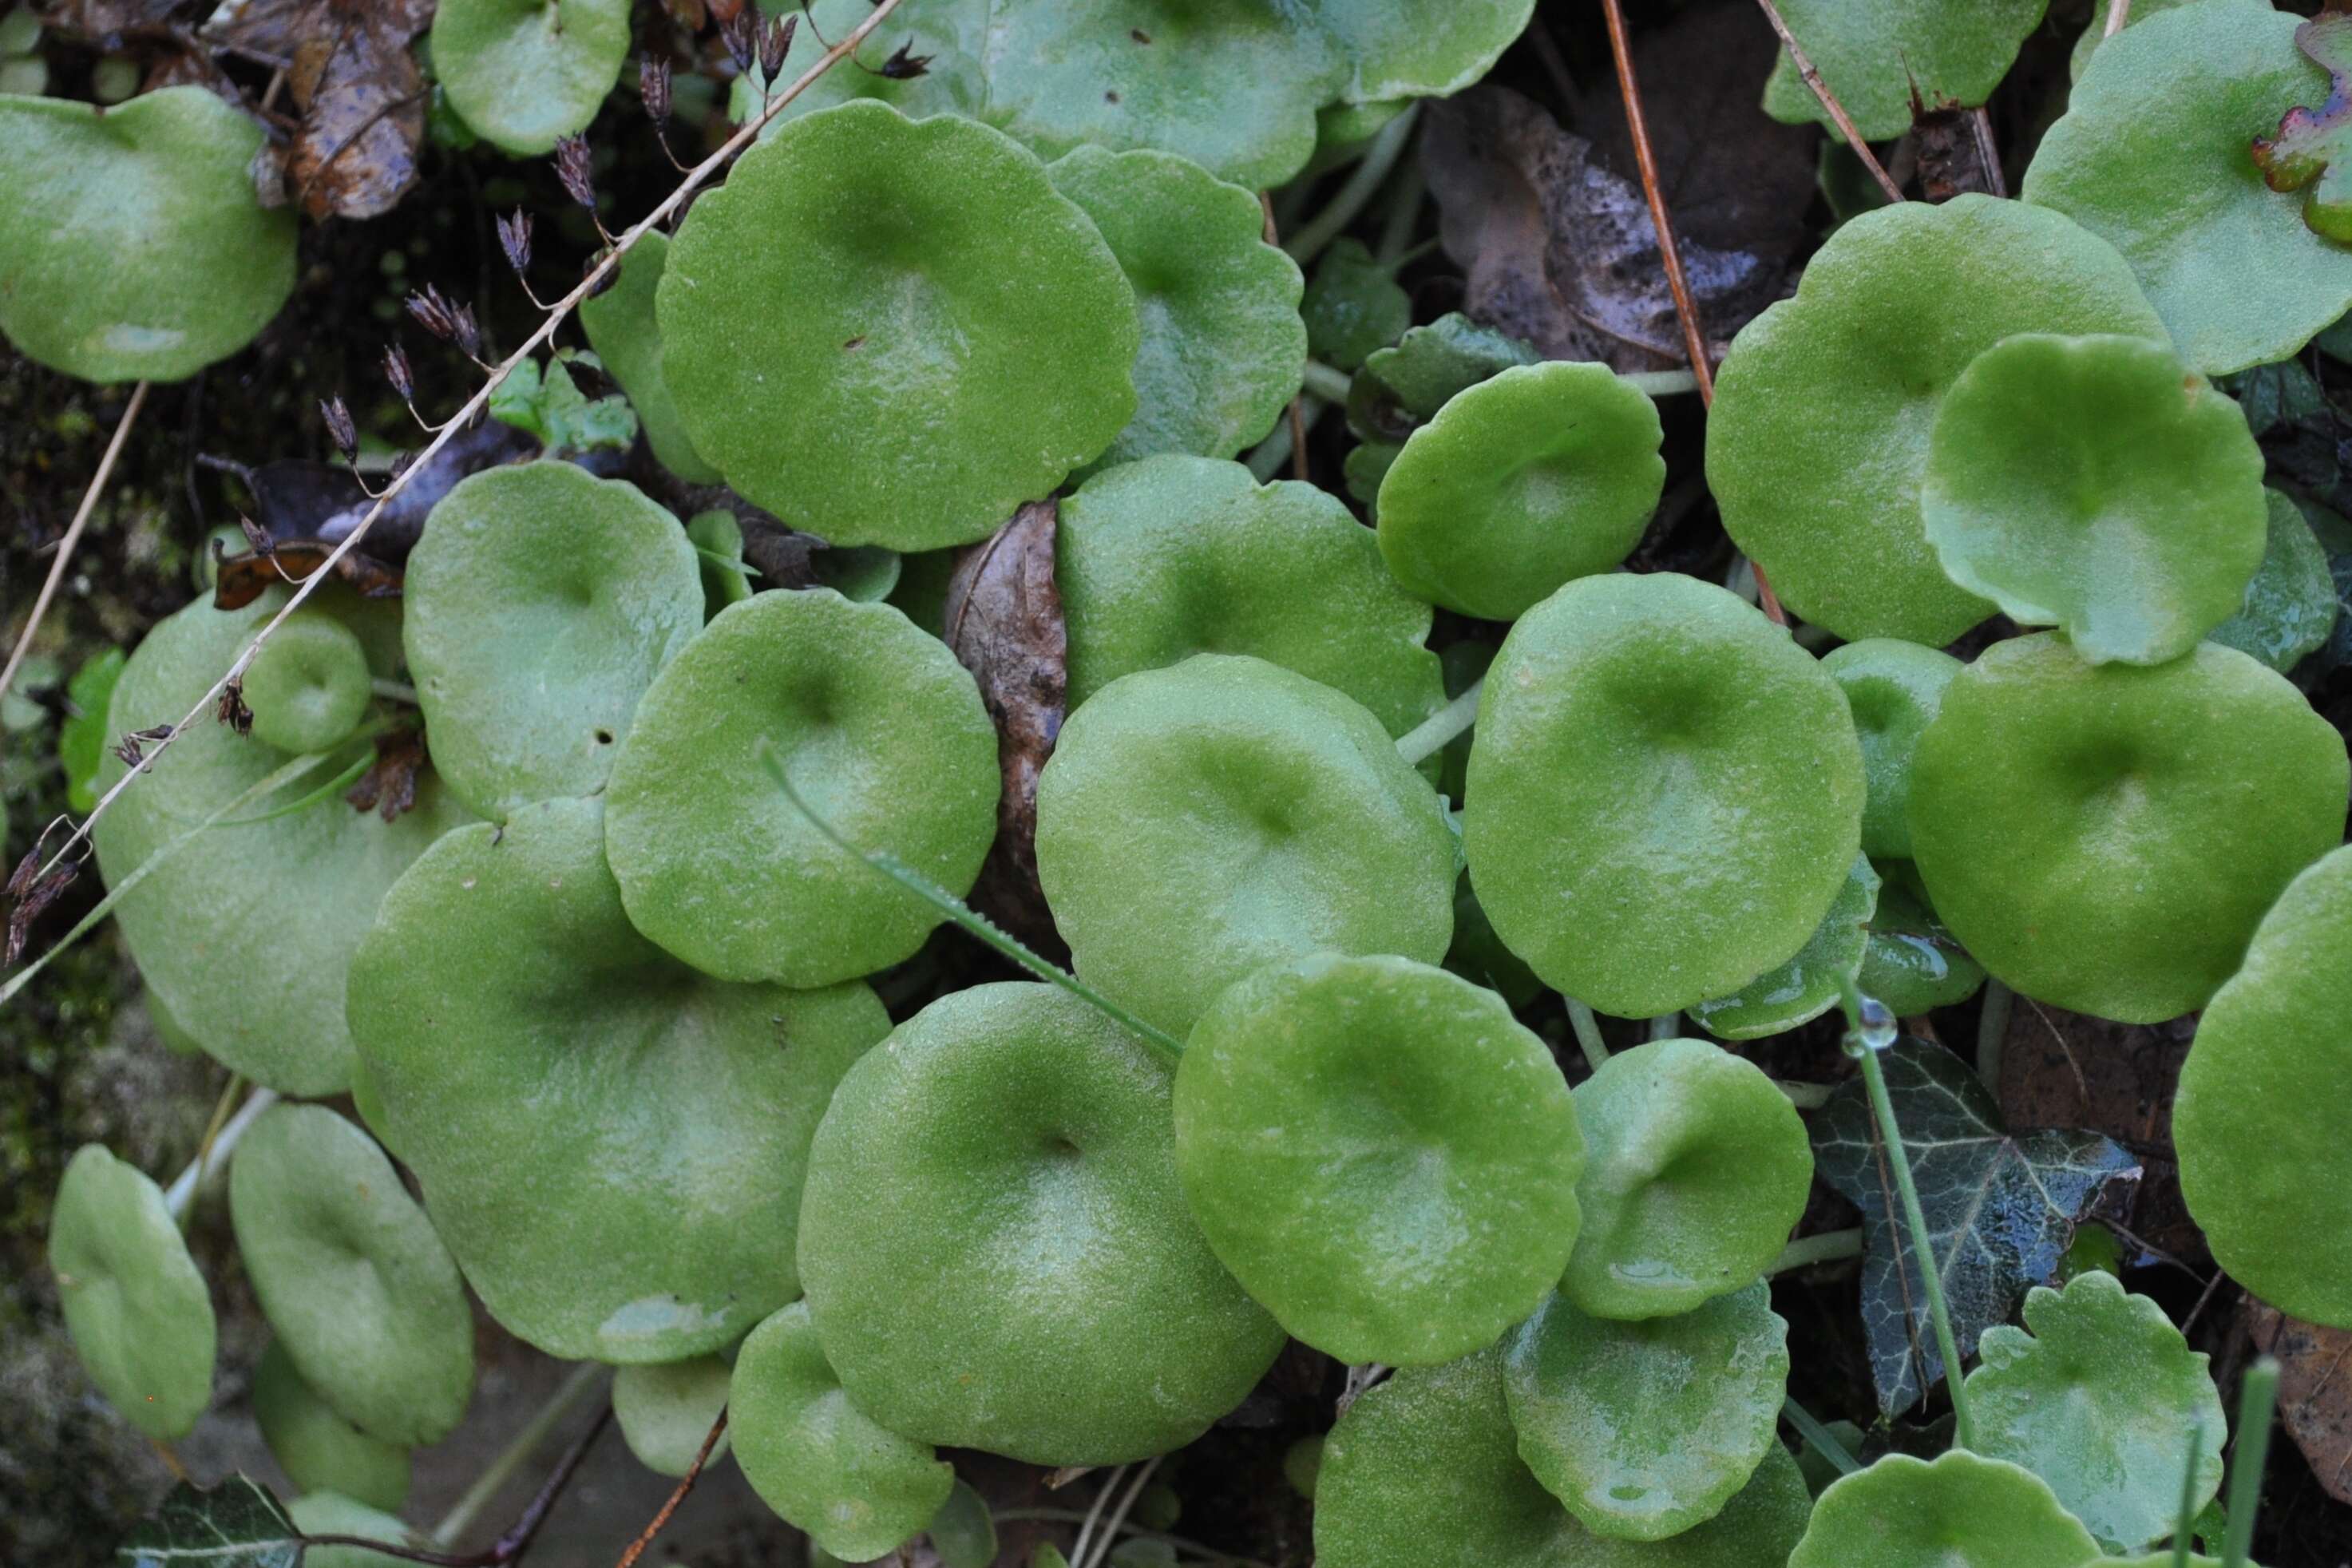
[204,416,539,564]
[212,541,403,611]
[1912,93,2005,204]
[944,498,1066,952]
[283,2,431,220]
[346,727,426,822]
[2243,1300,2352,1507]
[1423,85,1789,372]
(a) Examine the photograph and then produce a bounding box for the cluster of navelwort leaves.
[8,0,2352,1564]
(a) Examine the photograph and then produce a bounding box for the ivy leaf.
[487,356,639,456]
[1812,1039,2141,1416]
[2224,357,2330,438]
[117,1475,302,1568]
[2253,12,2352,243]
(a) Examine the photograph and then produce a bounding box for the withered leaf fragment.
[2252,12,2352,243]
[221,0,436,220]
[212,542,404,612]
[944,498,1066,949]
[1911,91,2004,203]
[346,727,426,822]
[2243,1299,2352,1507]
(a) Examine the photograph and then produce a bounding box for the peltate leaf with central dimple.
[1812,1039,2140,1416]
[2254,14,2352,244]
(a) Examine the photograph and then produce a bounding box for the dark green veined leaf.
[117,1476,300,1568]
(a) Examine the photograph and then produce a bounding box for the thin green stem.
[1620,369,1702,397]
[164,1085,277,1222]
[1855,1035,1976,1449]
[1565,999,1610,1074]
[430,1362,606,1548]
[2172,1421,2206,1568]
[1372,157,1426,266]
[1782,1396,1861,1476]
[1394,679,1483,766]
[1647,1012,1681,1040]
[758,744,1186,1063]
[2222,1359,2279,1568]
[992,1511,1274,1568]
[1769,1227,1863,1274]
[1,747,341,1008]
[1246,395,1324,481]
[370,677,420,705]
[1285,105,1420,267]
[1976,979,2012,1097]
[216,747,378,827]
[1301,359,1355,403]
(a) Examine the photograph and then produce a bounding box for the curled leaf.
[2253,13,2352,244]
[944,499,1066,950]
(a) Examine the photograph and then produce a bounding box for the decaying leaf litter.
[4,2,2352,1566]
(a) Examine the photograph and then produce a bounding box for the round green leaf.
[1376,362,1666,622]
[2176,844,2352,1327]
[1788,1451,2102,1568]
[1503,1281,1790,1542]
[93,594,472,1095]
[253,1339,411,1515]
[1760,0,2049,140]
[1316,1349,1812,1568]
[1922,334,2267,665]
[929,1480,998,1568]
[1855,875,1987,1017]
[1820,639,1963,861]
[243,612,374,758]
[287,1493,426,1568]
[348,794,892,1362]
[1058,455,1444,744]
[47,1144,216,1439]
[1463,572,1865,1018]
[731,1301,950,1560]
[1689,855,1879,1043]
[972,1,1346,191]
[812,544,901,604]
[1047,146,1305,470]
[1035,653,1456,1038]
[798,983,1287,1465]
[1709,195,2166,643]
[686,509,753,617]
[737,0,987,135]
[577,232,723,485]
[1964,1271,2226,1551]
[405,462,703,819]
[2024,3,2352,375]
[612,1356,732,1479]
[1174,952,1583,1366]
[1907,633,2348,1023]
[229,1103,471,1446]
[2210,487,2338,672]
[430,0,631,156]
[0,86,295,383]
[1562,1039,1814,1321]
[604,589,1000,988]
[659,101,1138,551]
[1317,0,1538,104]
[1302,238,1409,373]
[2071,0,2267,82]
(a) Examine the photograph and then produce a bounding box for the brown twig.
[612,1408,729,1568]
[1752,0,1907,204]
[18,0,910,907]
[0,380,151,705]
[1601,0,1788,624]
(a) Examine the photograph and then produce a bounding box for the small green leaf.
[1303,238,1410,373]
[2209,488,2340,672]
[613,1356,731,1478]
[1344,311,1539,446]
[1760,0,2049,141]
[430,0,632,156]
[1963,1271,2226,1552]
[1812,1039,2141,1414]
[51,1144,216,1441]
[1690,856,1879,1043]
[1787,1451,2100,1568]
[576,232,723,484]
[929,1480,998,1568]
[485,357,639,456]
[117,1475,299,1568]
